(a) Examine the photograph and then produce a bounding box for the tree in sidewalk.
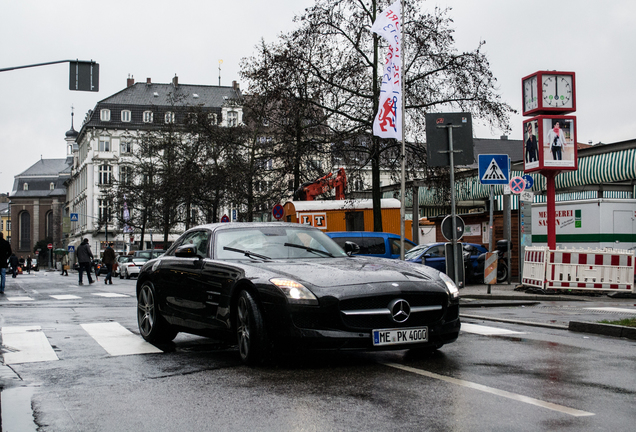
[242,0,513,230]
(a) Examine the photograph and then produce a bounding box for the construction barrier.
[484,252,498,284]
[521,247,549,288]
[522,247,635,292]
[546,248,634,291]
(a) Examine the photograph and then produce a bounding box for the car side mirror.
[175,244,198,258]
[423,253,432,260]
[344,241,360,256]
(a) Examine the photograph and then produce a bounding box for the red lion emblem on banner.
[377,96,397,132]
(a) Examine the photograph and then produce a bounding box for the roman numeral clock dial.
[542,74,573,108]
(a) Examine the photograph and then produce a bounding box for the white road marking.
[80,322,162,356]
[383,363,595,417]
[50,295,82,300]
[92,293,129,298]
[1,326,59,364]
[461,323,525,336]
[584,307,636,314]
[5,296,34,302]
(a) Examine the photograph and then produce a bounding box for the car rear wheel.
[236,290,269,365]
[137,282,177,343]
[496,262,508,283]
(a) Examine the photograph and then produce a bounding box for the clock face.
[542,74,573,108]
[523,76,538,112]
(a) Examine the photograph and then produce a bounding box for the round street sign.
[47,243,53,250]
[522,174,534,189]
[272,204,284,220]
[509,176,526,194]
[221,214,230,223]
[441,215,465,241]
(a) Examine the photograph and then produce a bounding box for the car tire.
[120,274,124,279]
[236,290,269,365]
[137,282,178,343]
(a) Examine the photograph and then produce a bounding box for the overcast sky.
[2,0,634,194]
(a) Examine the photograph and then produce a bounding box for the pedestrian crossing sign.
[478,154,510,185]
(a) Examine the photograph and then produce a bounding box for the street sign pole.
[488,185,493,294]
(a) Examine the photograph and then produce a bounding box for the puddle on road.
[1,386,38,432]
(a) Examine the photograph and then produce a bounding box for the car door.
[160,230,210,325]
[422,244,446,272]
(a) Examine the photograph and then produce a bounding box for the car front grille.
[339,292,448,330]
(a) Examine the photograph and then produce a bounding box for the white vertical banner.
[371,1,403,140]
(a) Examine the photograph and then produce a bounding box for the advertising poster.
[523,119,540,171]
[542,117,576,168]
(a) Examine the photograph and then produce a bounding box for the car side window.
[179,231,211,259]
[427,245,445,257]
[363,237,385,255]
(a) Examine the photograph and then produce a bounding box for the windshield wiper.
[283,242,333,257]
[223,247,271,261]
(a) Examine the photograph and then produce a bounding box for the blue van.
[326,231,417,259]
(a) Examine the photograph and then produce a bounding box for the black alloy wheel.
[137,282,178,343]
[496,262,508,283]
[236,290,269,365]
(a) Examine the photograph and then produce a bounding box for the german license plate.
[372,327,428,346]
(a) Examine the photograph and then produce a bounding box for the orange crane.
[294,168,347,201]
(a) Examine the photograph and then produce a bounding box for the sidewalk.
[460,282,636,303]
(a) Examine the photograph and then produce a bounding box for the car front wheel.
[137,282,177,343]
[236,290,269,365]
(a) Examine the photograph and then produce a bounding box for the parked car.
[120,257,148,279]
[114,254,130,277]
[136,222,460,365]
[32,258,39,271]
[325,231,417,259]
[405,242,488,283]
[133,250,164,260]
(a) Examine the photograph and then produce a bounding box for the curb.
[461,294,586,302]
[460,300,541,308]
[460,313,568,330]
[568,321,636,340]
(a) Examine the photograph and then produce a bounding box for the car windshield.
[215,226,348,260]
[404,244,429,260]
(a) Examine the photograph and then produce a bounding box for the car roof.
[326,231,417,244]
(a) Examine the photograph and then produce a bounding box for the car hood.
[244,257,442,289]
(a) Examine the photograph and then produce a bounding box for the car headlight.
[270,278,318,305]
[439,272,459,299]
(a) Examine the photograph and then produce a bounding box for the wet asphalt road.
[1,271,636,431]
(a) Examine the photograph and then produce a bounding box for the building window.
[100,109,111,121]
[98,199,112,223]
[120,140,132,154]
[45,211,53,239]
[99,164,112,185]
[208,113,218,125]
[0,220,3,231]
[143,111,153,123]
[121,110,131,122]
[19,211,30,251]
[23,183,28,191]
[119,165,133,185]
[50,182,55,190]
[99,136,111,152]
[165,111,175,124]
[227,111,238,127]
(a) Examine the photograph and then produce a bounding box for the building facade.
[65,75,244,255]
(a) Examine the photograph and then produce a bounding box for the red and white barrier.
[521,247,549,288]
[546,248,634,291]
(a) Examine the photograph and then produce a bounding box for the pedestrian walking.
[26,255,32,274]
[9,253,19,278]
[18,256,25,272]
[102,242,116,285]
[0,232,12,293]
[60,253,69,276]
[76,238,95,285]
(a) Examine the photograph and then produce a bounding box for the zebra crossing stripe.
[80,322,162,356]
[1,326,59,364]
[461,323,525,336]
[92,293,129,298]
[50,295,82,300]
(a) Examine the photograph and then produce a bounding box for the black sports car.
[136,222,460,364]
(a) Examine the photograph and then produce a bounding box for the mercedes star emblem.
[389,299,411,323]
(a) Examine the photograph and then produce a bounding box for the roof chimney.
[232,80,239,90]
[172,75,179,88]
[146,77,152,85]
[127,75,135,87]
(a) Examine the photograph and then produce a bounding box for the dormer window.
[143,111,153,123]
[227,111,238,127]
[50,182,55,190]
[100,109,111,121]
[165,112,175,124]
[121,110,131,122]
[23,183,28,191]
